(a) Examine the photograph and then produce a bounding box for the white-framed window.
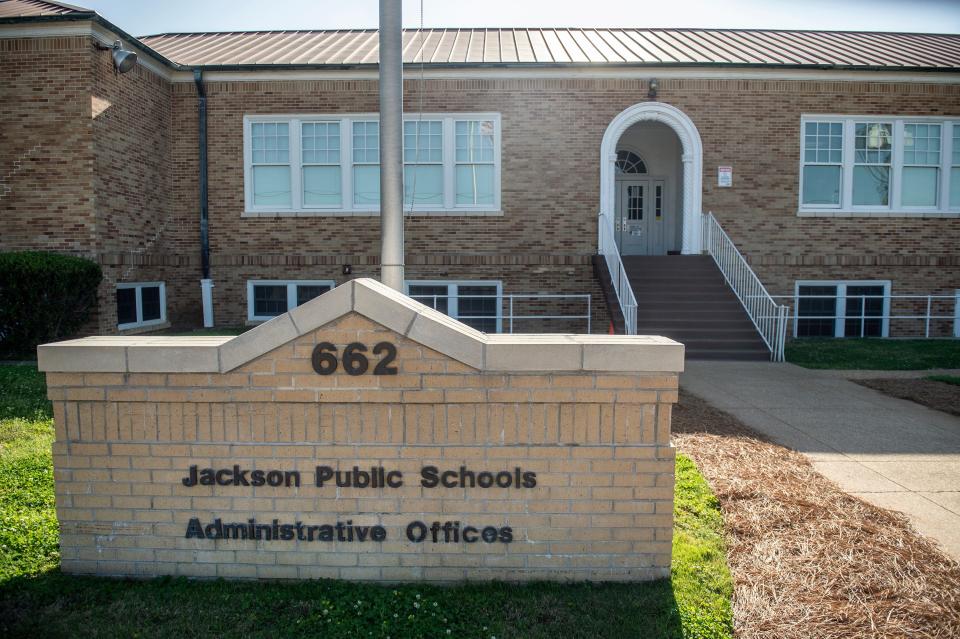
[246,280,334,322]
[117,282,166,330]
[799,115,960,215]
[243,113,501,215]
[793,280,891,338]
[405,280,502,333]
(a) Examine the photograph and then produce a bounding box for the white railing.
[598,212,638,334]
[769,292,960,339]
[701,212,789,361]
[410,293,592,334]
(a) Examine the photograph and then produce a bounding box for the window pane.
[251,122,289,164]
[116,288,137,325]
[457,285,498,332]
[854,123,891,163]
[296,284,330,307]
[455,164,495,205]
[408,285,449,314]
[901,166,938,207]
[403,120,443,163]
[403,165,443,206]
[796,285,837,337]
[844,285,884,338]
[253,285,288,317]
[353,165,380,205]
[303,165,342,206]
[455,120,495,162]
[802,165,841,205]
[301,121,340,165]
[352,121,379,163]
[951,167,960,208]
[852,166,889,206]
[252,165,291,206]
[903,123,940,166]
[141,286,162,322]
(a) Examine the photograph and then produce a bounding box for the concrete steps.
[625,255,770,361]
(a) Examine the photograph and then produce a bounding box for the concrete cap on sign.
[37,279,684,373]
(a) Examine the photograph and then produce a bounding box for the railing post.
[509,296,514,334]
[926,296,932,338]
[955,289,960,339]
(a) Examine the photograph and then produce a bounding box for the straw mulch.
[673,390,960,639]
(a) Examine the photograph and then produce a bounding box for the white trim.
[242,113,501,216]
[246,279,334,322]
[793,279,891,338]
[600,101,703,255]
[116,281,166,330]
[799,114,960,216]
[404,280,503,333]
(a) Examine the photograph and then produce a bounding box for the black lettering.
[280,524,295,541]
[481,526,498,543]
[355,526,369,542]
[420,466,439,488]
[355,467,370,488]
[215,468,232,486]
[223,523,248,540]
[234,465,249,486]
[522,471,537,488]
[336,521,346,541]
[495,471,513,488]
[266,470,283,487]
[199,468,215,485]
[251,470,265,486]
[346,520,354,542]
[315,466,334,487]
[185,517,204,538]
[499,527,513,543]
[463,526,478,543]
[386,470,403,488]
[286,471,300,487]
[308,525,318,541]
[459,466,475,488]
[204,522,218,539]
[335,470,350,488]
[318,525,333,541]
[182,465,198,486]
[406,520,427,542]
[272,519,280,540]
[371,525,387,542]
[296,522,305,540]
[440,470,458,488]
[430,521,441,543]
[256,524,271,540]
[477,472,494,488]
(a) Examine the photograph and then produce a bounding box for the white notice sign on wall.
[717,166,733,186]
[718,166,733,187]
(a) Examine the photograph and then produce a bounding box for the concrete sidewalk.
[682,361,960,560]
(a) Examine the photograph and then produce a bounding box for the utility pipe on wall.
[194,69,214,327]
[378,0,404,291]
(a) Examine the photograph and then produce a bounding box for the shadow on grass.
[0,569,685,639]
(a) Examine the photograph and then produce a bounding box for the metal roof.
[138,28,960,70]
[0,0,87,18]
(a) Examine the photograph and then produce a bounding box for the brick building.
[2,0,959,359]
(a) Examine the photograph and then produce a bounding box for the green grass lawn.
[0,365,732,638]
[785,338,960,370]
[926,375,960,386]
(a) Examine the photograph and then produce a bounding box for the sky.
[73,0,960,37]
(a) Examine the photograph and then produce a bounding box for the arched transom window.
[615,150,647,174]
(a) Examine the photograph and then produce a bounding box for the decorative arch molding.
[599,102,703,254]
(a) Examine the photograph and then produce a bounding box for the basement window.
[117,282,166,330]
[405,281,502,333]
[247,280,334,322]
[794,280,890,338]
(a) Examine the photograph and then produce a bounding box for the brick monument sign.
[38,279,683,581]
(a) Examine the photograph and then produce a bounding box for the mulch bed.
[673,390,960,639]
[854,378,960,417]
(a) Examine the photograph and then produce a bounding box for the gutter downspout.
[194,69,214,327]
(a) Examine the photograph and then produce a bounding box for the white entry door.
[615,179,667,255]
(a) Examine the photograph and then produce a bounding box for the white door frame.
[599,102,703,255]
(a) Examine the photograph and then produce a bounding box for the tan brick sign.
[38,279,683,581]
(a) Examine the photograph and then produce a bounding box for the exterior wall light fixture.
[648,78,659,99]
[96,40,138,74]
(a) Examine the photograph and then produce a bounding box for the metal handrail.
[702,212,789,361]
[410,293,592,334]
[597,212,638,334]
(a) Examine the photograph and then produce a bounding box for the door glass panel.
[844,286,884,337]
[141,286,162,322]
[655,184,663,219]
[796,285,838,337]
[627,185,643,220]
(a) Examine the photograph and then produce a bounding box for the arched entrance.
[599,102,703,255]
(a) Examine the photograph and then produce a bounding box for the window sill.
[242,209,504,218]
[117,321,170,334]
[797,209,960,218]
